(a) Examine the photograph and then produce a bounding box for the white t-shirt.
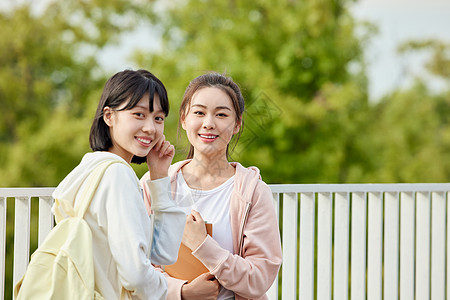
[175,171,235,300]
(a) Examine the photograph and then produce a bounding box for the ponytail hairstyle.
[179,72,244,159]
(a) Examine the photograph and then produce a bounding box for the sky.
[352,0,450,99]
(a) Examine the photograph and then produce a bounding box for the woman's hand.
[146,134,175,180]
[182,210,207,251]
[181,273,219,300]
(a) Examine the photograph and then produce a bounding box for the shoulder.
[169,160,191,175]
[140,160,190,184]
[233,162,272,199]
[101,161,139,189]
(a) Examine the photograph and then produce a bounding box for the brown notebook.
[165,223,212,282]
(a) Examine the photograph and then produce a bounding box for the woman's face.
[104,94,165,163]
[182,87,241,160]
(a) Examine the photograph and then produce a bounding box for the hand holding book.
[180,273,219,300]
[165,210,213,282]
[182,210,208,250]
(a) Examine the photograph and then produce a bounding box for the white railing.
[1,184,450,300]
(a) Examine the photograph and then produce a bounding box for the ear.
[181,115,187,130]
[233,118,242,135]
[103,107,114,127]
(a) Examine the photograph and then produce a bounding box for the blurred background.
[0,0,449,186]
[1,0,449,298]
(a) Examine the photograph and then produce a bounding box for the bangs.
[118,79,169,116]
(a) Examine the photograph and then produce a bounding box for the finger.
[202,273,216,281]
[185,213,195,224]
[159,141,170,157]
[165,144,175,158]
[163,142,174,156]
[153,135,165,152]
[191,210,204,223]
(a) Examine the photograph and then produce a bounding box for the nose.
[203,116,215,129]
[143,118,156,134]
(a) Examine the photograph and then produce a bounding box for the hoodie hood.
[52,152,129,220]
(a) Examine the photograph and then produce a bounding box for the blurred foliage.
[136,0,449,183]
[2,0,450,298]
[0,0,157,187]
[0,0,157,298]
[134,0,374,183]
[398,39,450,81]
[0,0,448,185]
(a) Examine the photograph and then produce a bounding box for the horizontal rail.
[0,188,55,198]
[268,183,450,193]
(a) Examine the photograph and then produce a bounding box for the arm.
[142,135,185,265]
[101,164,168,300]
[143,177,185,265]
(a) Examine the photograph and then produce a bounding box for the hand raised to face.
[146,134,175,180]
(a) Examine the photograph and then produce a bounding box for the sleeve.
[141,172,188,300]
[143,177,186,265]
[165,274,187,300]
[191,182,282,299]
[100,164,168,300]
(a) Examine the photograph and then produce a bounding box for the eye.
[193,111,204,116]
[155,116,165,122]
[134,112,145,118]
[217,112,228,117]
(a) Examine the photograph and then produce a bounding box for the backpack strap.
[75,160,126,218]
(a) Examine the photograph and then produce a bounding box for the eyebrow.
[133,104,164,113]
[191,104,232,111]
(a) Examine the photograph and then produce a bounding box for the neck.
[190,152,231,175]
[182,152,235,190]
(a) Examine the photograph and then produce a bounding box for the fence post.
[266,192,280,300]
[400,192,415,300]
[351,192,367,299]
[431,191,446,299]
[415,192,430,300]
[38,196,54,246]
[333,192,349,300]
[384,192,399,300]
[282,192,297,299]
[13,197,30,288]
[299,192,315,300]
[0,197,6,298]
[317,192,332,300]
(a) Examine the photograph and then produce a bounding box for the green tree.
[367,84,450,182]
[364,39,450,182]
[0,1,158,297]
[398,39,450,85]
[134,0,373,183]
[0,0,158,187]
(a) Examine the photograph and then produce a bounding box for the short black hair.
[89,69,169,164]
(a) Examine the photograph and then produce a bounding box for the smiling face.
[181,87,241,160]
[103,93,165,163]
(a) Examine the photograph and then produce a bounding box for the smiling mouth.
[199,134,218,139]
[136,137,152,145]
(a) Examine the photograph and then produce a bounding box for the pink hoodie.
[141,160,282,300]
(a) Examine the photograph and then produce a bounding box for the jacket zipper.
[238,202,252,256]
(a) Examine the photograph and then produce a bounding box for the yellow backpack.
[14,160,124,300]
